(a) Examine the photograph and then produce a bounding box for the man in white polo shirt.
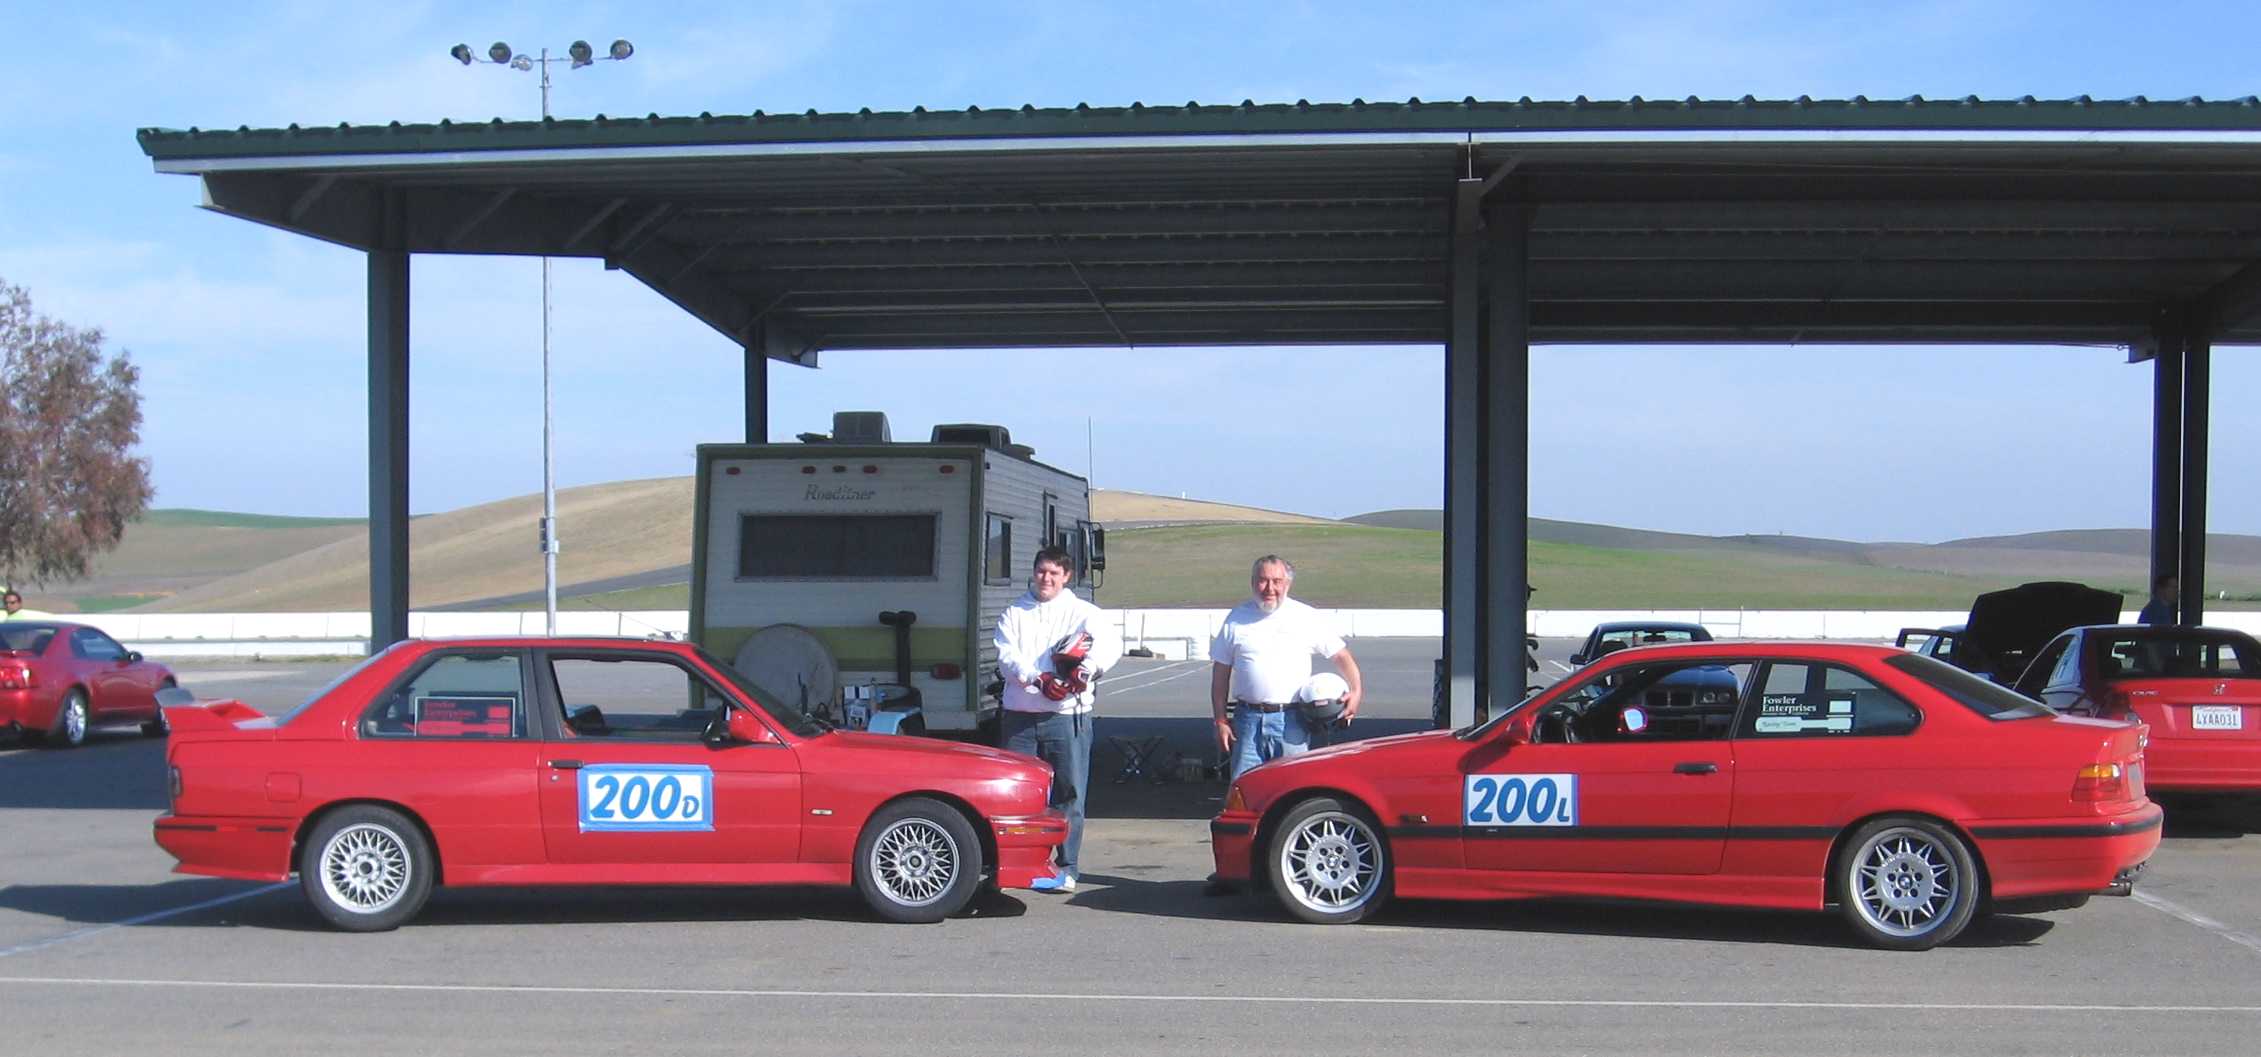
[1209,554,1364,781]
[995,544,1122,893]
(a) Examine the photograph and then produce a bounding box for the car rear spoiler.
[1895,628,1952,649]
[161,689,276,734]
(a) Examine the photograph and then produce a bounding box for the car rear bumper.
[989,810,1069,889]
[1,688,52,731]
[154,814,295,882]
[2143,740,2261,792]
[1968,803,2163,901]
[1209,812,1259,884]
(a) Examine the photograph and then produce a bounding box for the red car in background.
[2014,625,2261,792]
[155,637,1065,930]
[1,621,177,748]
[1211,642,2158,950]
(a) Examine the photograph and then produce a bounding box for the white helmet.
[1295,672,1350,703]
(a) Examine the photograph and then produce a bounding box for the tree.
[0,277,154,586]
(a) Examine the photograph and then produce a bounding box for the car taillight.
[167,766,182,808]
[0,663,34,689]
[2073,762,2130,802]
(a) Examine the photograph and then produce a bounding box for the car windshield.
[1883,654,2056,720]
[695,644,834,738]
[0,625,58,653]
[2094,631,2261,679]
[1461,684,1553,738]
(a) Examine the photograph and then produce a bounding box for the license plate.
[2191,705,2243,731]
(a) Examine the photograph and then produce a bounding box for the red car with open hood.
[1211,642,2157,950]
[154,638,1064,930]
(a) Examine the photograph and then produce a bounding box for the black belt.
[1233,700,1291,714]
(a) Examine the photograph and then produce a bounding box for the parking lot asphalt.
[4,643,2261,1056]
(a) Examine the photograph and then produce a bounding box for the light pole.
[452,38,635,635]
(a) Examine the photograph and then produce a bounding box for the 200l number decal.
[579,765,714,832]
[1464,773,1578,827]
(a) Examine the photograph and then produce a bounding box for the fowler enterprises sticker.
[1754,693,1855,734]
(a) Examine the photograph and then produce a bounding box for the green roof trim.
[138,95,2261,161]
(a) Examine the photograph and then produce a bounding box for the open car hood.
[1965,581,2123,670]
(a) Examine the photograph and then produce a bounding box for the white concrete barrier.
[53,607,2261,659]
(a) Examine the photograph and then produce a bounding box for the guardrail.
[57,607,2261,660]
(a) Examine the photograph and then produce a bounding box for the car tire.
[47,689,91,749]
[854,797,983,923]
[1267,796,1391,925]
[142,681,175,738]
[298,805,435,932]
[1834,816,1981,951]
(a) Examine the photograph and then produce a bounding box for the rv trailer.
[692,412,1104,736]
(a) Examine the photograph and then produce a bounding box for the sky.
[1,0,2258,543]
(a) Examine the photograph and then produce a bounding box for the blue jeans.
[1228,707,1309,783]
[1001,709,1091,874]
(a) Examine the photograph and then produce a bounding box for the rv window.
[1067,521,1091,583]
[738,514,937,579]
[984,513,1012,583]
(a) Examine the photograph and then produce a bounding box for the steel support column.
[2179,334,2211,626]
[1483,202,1531,710]
[2149,322,2184,610]
[1442,179,1484,728]
[366,193,410,651]
[744,334,770,443]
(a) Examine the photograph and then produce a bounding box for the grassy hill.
[15,488,2261,614]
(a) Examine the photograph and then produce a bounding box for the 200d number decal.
[579,764,714,832]
[1464,773,1577,827]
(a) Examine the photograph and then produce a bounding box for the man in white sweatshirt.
[994,544,1122,893]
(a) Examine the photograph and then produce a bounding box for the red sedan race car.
[2015,624,2261,792]
[155,637,1065,930]
[1211,642,2158,950]
[1,620,177,748]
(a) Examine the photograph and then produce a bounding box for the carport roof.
[138,96,2261,353]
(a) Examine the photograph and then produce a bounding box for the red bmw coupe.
[1211,642,2158,950]
[154,638,1065,930]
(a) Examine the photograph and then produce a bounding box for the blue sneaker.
[1029,871,1076,893]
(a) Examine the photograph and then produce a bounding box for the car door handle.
[1673,762,1718,775]
[547,759,584,770]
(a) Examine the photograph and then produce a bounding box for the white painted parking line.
[1550,660,1573,674]
[1099,660,1206,695]
[0,883,293,960]
[1,976,2259,1013]
[2133,891,2261,958]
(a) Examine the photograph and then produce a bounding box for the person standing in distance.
[2139,574,2179,626]
[994,544,1121,893]
[1210,555,1363,781]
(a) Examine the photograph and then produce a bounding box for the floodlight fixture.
[609,39,634,61]
[568,40,594,67]
[450,44,475,65]
[510,55,534,71]
[488,41,513,63]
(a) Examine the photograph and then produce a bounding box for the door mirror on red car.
[715,707,777,746]
[1498,710,1536,745]
[125,650,145,663]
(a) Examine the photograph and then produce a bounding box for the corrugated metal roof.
[138,95,2261,160]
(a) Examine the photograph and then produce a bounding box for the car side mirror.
[1568,652,1587,666]
[1498,710,1536,745]
[710,708,777,746]
[126,651,144,663]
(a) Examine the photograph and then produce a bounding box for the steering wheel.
[1535,704,1580,744]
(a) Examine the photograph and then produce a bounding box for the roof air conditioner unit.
[832,411,892,444]
[930,423,1015,449]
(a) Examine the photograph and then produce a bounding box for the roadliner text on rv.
[805,484,877,501]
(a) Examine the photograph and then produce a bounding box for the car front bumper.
[1209,812,1260,885]
[989,809,1070,888]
